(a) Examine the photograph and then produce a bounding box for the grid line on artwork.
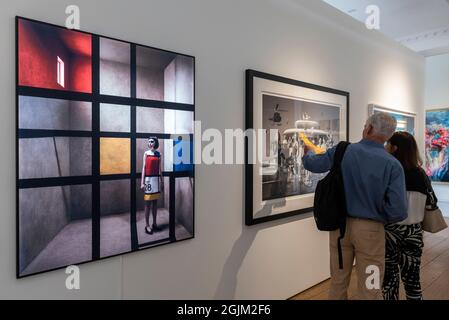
[18,171,193,189]
[18,87,194,112]
[19,130,193,140]
[92,34,100,259]
[130,43,138,250]
[16,16,195,277]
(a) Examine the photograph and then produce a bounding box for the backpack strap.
[332,141,350,169]
[334,141,350,269]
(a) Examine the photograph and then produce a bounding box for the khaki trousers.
[329,217,385,300]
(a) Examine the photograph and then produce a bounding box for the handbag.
[422,206,447,233]
[422,172,448,233]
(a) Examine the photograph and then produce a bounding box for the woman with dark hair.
[382,131,436,300]
[141,137,163,235]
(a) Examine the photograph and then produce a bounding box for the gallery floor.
[292,215,449,300]
[22,209,192,276]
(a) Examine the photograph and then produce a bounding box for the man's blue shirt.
[303,139,408,224]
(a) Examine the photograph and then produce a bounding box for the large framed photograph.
[16,17,195,278]
[426,108,449,184]
[368,104,416,135]
[245,70,349,225]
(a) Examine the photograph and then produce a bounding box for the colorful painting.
[426,109,449,183]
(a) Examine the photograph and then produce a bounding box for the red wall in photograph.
[70,55,92,93]
[18,19,92,93]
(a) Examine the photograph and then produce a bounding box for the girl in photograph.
[141,137,164,235]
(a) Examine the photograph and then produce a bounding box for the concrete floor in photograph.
[21,219,92,276]
[22,209,192,276]
[136,209,192,247]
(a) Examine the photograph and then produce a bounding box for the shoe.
[145,226,153,235]
[152,223,161,232]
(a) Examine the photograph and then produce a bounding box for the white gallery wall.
[0,0,424,299]
[425,53,449,207]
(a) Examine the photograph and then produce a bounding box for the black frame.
[245,69,349,226]
[16,16,195,278]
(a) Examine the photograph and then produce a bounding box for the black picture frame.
[245,69,349,226]
[16,16,195,278]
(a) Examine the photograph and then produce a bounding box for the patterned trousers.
[382,223,424,300]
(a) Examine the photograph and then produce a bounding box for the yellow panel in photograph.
[100,138,130,175]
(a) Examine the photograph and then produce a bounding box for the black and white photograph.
[246,70,349,225]
[262,94,340,201]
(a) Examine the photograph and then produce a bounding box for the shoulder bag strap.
[421,169,438,209]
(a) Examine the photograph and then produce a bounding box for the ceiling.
[322,0,449,56]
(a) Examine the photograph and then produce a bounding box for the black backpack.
[313,141,350,269]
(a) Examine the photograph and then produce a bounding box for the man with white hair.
[303,112,407,300]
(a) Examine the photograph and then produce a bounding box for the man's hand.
[300,133,325,155]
